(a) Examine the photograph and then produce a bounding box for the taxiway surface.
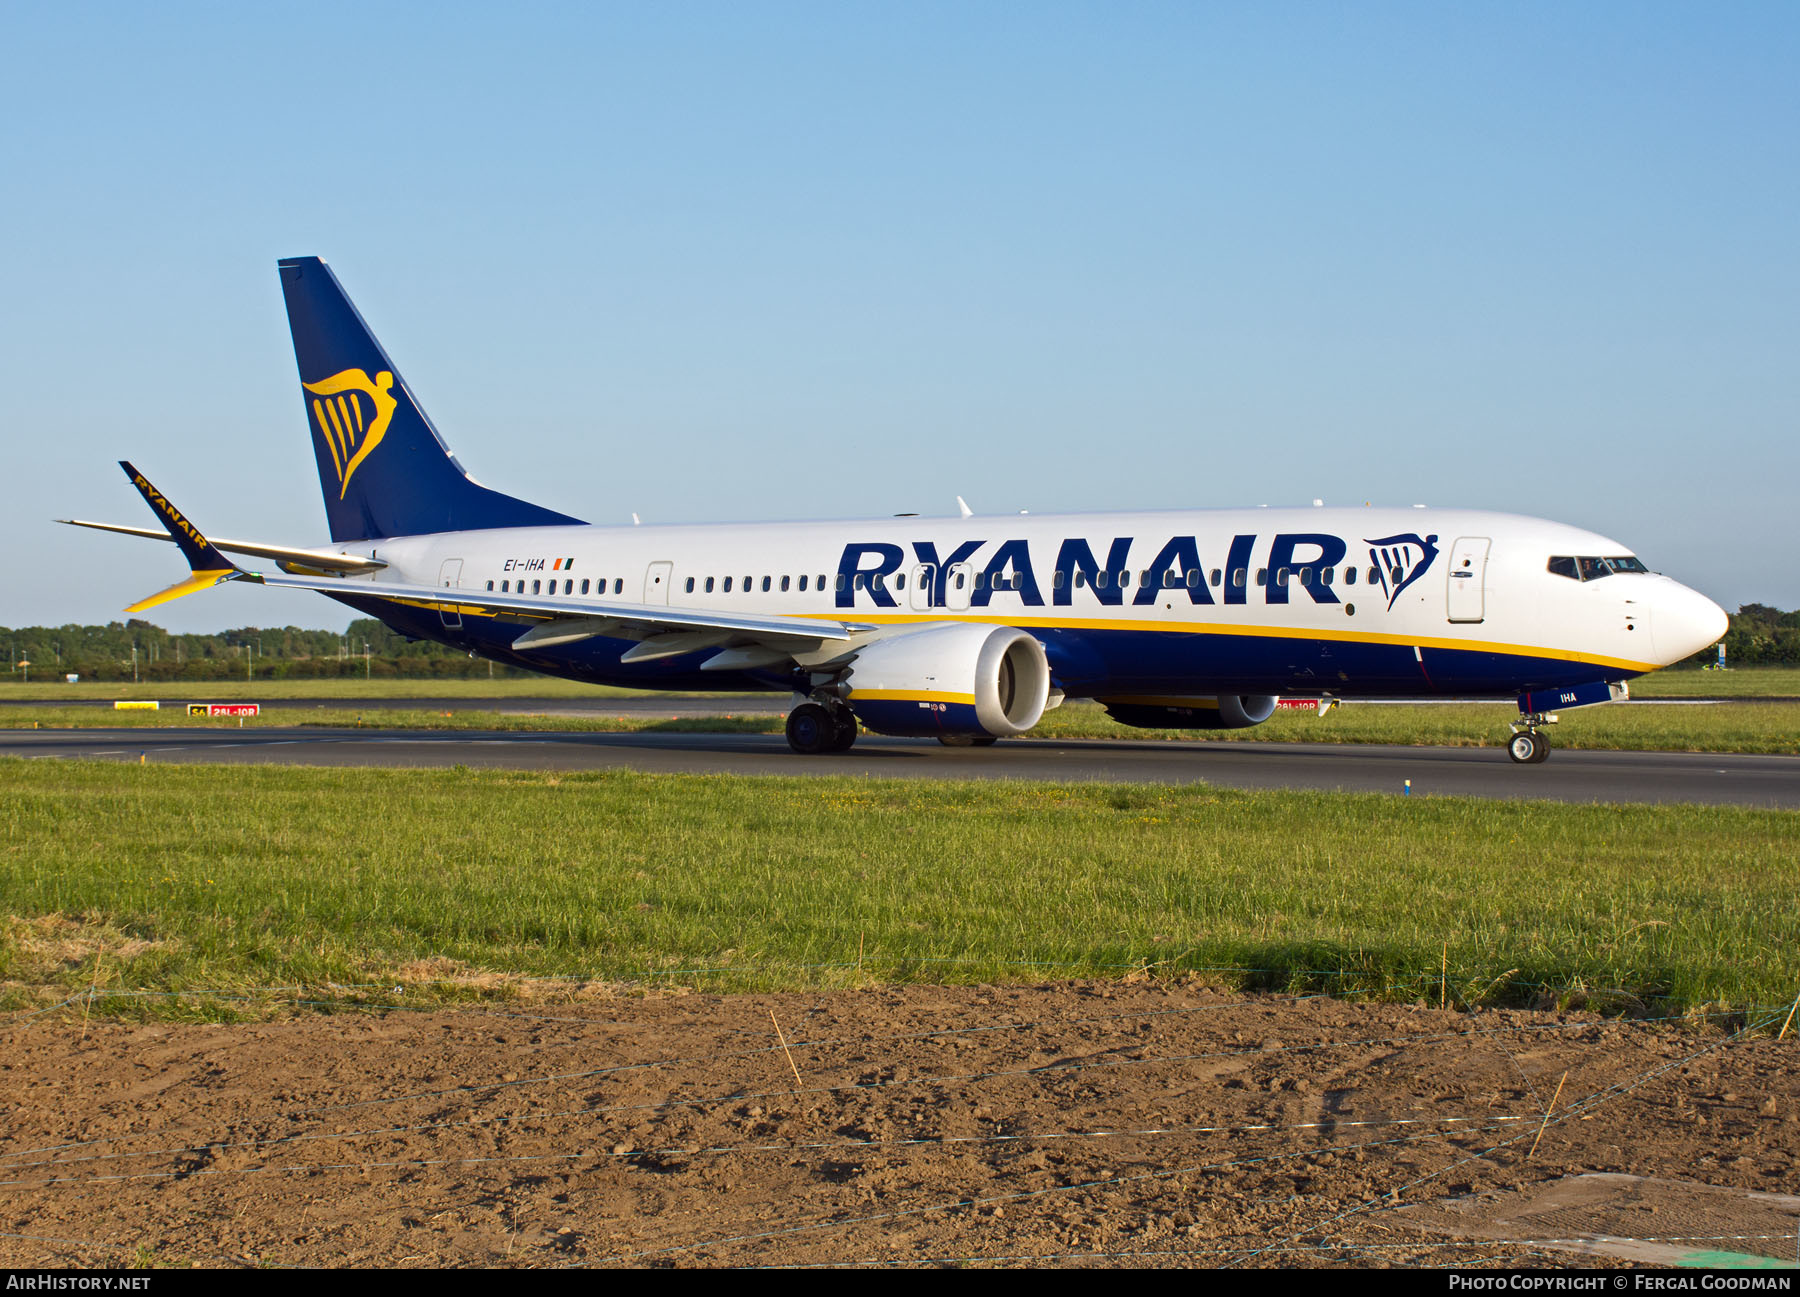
[6,727,1797,807]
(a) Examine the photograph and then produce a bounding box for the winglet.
[116,462,251,611]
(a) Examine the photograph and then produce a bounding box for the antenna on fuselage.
[956,496,973,519]
[631,513,641,525]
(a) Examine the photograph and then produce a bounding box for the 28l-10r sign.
[186,704,260,717]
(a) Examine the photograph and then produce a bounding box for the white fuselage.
[315,505,1725,699]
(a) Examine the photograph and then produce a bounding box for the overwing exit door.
[438,558,463,629]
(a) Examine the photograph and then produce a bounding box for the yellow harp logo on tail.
[304,368,398,499]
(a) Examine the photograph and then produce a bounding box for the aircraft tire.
[1507,731,1543,764]
[828,706,859,752]
[936,733,999,747]
[786,703,837,755]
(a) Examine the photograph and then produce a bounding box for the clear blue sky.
[3,2,1795,634]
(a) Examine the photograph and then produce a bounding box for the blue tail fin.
[277,256,584,542]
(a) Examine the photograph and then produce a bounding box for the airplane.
[64,256,1728,764]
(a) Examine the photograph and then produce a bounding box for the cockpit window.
[1548,555,1650,582]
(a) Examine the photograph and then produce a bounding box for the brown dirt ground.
[1,981,1795,1269]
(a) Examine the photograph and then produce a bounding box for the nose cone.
[1652,582,1729,665]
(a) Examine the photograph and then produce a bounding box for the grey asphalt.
[8,694,1790,713]
[7,727,1797,808]
[0,694,788,715]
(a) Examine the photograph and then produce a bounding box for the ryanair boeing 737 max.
[65,257,1728,763]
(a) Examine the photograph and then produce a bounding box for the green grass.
[2,760,1795,1021]
[6,700,1796,754]
[1027,701,1800,755]
[1629,667,1800,697]
[0,677,760,701]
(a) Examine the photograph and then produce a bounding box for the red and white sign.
[187,703,260,717]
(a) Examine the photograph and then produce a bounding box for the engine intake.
[842,624,1051,738]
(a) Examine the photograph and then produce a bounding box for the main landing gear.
[1507,713,1555,764]
[785,698,859,755]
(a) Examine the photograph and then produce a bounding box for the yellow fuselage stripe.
[792,611,1659,675]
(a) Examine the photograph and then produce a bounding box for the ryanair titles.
[833,533,1439,611]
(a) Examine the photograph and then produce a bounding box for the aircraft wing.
[99,461,869,666]
[256,570,869,660]
[58,518,386,574]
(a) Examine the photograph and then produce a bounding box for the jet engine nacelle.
[842,623,1051,738]
[1100,694,1280,730]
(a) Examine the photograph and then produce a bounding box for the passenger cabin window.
[724,577,733,592]
[762,576,771,592]
[613,579,623,594]
[1232,568,1245,588]
[486,580,494,591]
[581,579,590,594]
[1344,567,1356,586]
[798,575,808,591]
[684,577,695,593]
[781,575,791,592]
[705,576,715,593]
[1256,569,1267,586]
[565,579,573,594]
[1210,568,1222,587]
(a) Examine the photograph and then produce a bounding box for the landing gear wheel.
[936,733,999,747]
[786,703,836,755]
[827,706,859,752]
[1507,730,1549,764]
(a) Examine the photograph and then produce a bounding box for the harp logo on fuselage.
[304,368,398,499]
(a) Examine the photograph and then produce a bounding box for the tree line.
[0,618,531,682]
[1692,604,1800,667]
